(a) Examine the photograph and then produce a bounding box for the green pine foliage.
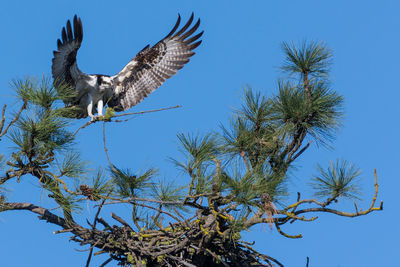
[1,41,357,221]
[0,40,376,267]
[5,78,83,218]
[274,80,343,143]
[91,169,114,195]
[110,165,156,198]
[58,152,87,178]
[172,133,218,195]
[151,179,187,212]
[10,79,74,162]
[170,40,347,212]
[310,159,362,201]
[104,107,116,121]
[281,40,332,77]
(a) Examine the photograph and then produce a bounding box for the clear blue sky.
[0,1,397,266]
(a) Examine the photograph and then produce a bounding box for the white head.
[96,75,113,92]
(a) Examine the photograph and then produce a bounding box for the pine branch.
[1,201,67,227]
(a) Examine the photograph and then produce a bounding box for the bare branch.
[1,201,67,228]
[73,105,181,137]
[240,243,284,267]
[111,212,133,230]
[0,104,6,133]
[0,101,26,138]
[113,105,181,118]
[275,221,302,239]
[73,120,95,137]
[99,258,113,267]
[86,192,110,267]
[290,140,312,162]
[102,122,114,169]
[134,202,182,223]
[279,169,383,224]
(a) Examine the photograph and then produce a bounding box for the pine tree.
[0,41,382,267]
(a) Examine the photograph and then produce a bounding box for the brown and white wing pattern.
[108,13,203,111]
[52,15,87,88]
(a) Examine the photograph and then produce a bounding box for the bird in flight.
[52,14,203,120]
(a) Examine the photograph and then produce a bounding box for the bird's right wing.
[52,15,88,88]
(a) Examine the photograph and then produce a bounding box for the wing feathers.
[189,40,202,50]
[109,13,203,111]
[52,14,202,114]
[62,28,68,43]
[180,19,200,40]
[174,13,194,37]
[73,16,83,42]
[52,15,86,87]
[164,14,181,39]
[66,20,73,41]
[183,31,203,44]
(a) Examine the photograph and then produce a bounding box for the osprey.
[52,14,203,120]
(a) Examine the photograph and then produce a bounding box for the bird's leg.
[97,99,104,117]
[87,95,95,121]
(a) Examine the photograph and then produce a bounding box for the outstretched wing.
[52,15,87,88]
[108,13,203,111]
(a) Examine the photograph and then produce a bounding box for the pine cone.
[80,184,98,201]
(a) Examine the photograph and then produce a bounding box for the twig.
[238,240,255,246]
[86,192,110,267]
[173,207,190,227]
[96,217,112,230]
[275,221,302,239]
[0,172,17,185]
[44,170,77,194]
[73,105,181,137]
[113,105,181,118]
[75,247,94,252]
[0,101,26,138]
[354,202,359,214]
[290,140,312,162]
[53,228,73,234]
[134,202,181,223]
[240,243,284,267]
[240,151,251,171]
[100,196,185,205]
[73,120,95,137]
[153,238,189,257]
[102,122,114,169]
[0,104,6,134]
[99,257,113,267]
[278,210,317,223]
[111,212,133,230]
[166,255,197,267]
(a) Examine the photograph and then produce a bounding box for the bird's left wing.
[108,13,203,111]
